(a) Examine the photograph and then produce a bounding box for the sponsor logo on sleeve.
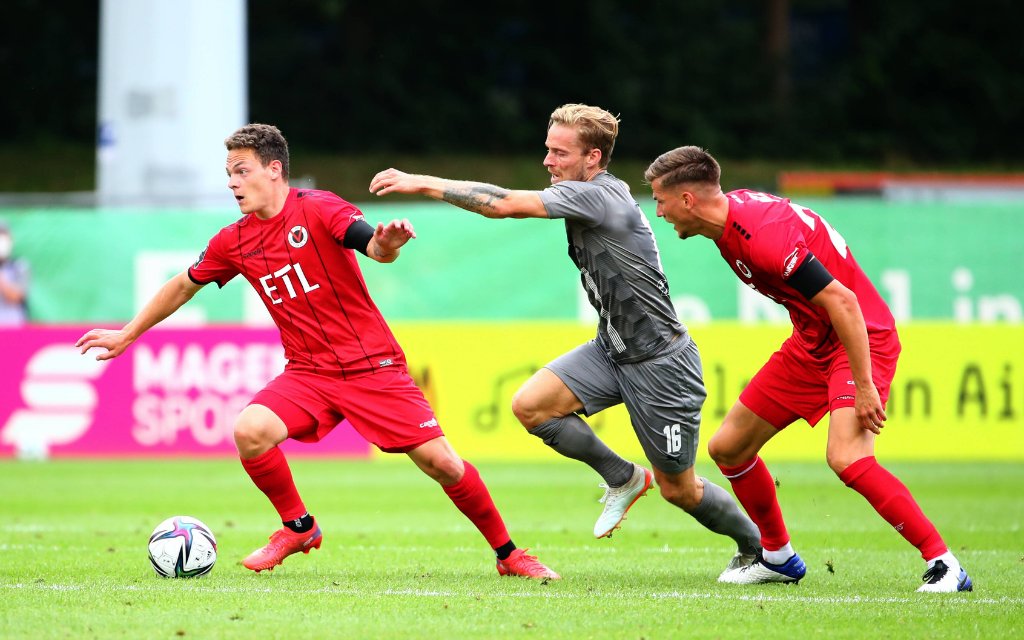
[783,248,801,278]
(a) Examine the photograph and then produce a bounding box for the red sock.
[442,461,511,549]
[239,447,307,522]
[718,457,790,551]
[839,456,946,561]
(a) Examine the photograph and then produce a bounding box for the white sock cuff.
[720,458,759,480]
[762,542,795,564]
[926,550,956,568]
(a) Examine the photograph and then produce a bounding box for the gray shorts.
[546,336,707,474]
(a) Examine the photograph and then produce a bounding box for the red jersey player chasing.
[644,146,971,593]
[76,123,558,580]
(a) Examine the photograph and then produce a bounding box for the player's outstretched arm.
[369,168,547,219]
[366,219,416,264]
[810,280,886,434]
[76,271,204,361]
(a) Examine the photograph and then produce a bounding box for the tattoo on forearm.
[442,184,509,215]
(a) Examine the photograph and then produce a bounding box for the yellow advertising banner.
[388,322,1024,462]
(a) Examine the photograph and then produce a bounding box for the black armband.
[343,219,375,256]
[788,253,834,300]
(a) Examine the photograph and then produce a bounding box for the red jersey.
[188,188,405,378]
[716,190,895,356]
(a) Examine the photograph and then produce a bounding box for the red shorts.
[250,368,444,453]
[739,330,901,429]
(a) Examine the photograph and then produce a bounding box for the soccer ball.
[147,516,217,578]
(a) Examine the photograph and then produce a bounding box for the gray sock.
[690,477,762,556]
[530,415,635,486]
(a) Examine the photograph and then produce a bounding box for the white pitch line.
[1,582,1020,606]
[0,541,1016,559]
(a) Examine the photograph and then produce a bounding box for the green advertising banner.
[1,197,1020,324]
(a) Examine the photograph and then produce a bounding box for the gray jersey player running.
[370,104,760,577]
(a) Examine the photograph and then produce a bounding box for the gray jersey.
[540,171,685,363]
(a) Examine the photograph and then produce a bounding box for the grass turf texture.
[1,459,1020,639]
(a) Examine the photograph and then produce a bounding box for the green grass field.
[1,459,1021,639]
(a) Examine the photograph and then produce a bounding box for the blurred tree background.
[2,0,1021,193]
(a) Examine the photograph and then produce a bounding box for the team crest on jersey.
[288,225,309,248]
[735,259,752,278]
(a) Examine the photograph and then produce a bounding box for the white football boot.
[717,551,758,581]
[593,464,654,538]
[718,552,806,584]
[917,559,973,593]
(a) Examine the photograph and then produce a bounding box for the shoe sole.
[244,534,323,573]
[719,572,803,585]
[497,569,561,580]
[720,574,803,585]
[596,468,654,539]
[496,566,561,580]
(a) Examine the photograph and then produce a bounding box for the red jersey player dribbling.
[645,145,971,593]
[188,188,437,451]
[77,123,558,580]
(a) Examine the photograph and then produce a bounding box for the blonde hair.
[548,104,620,168]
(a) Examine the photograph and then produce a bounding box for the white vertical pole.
[97,0,247,208]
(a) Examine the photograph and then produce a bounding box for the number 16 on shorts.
[663,423,682,453]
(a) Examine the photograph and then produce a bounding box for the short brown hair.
[549,104,620,168]
[644,146,720,188]
[225,123,290,179]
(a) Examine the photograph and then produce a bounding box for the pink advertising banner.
[0,327,371,458]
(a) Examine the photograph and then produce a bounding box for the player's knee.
[707,431,736,466]
[511,390,544,429]
[436,456,464,485]
[233,416,277,458]
[423,451,465,485]
[825,449,858,475]
[707,424,759,468]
